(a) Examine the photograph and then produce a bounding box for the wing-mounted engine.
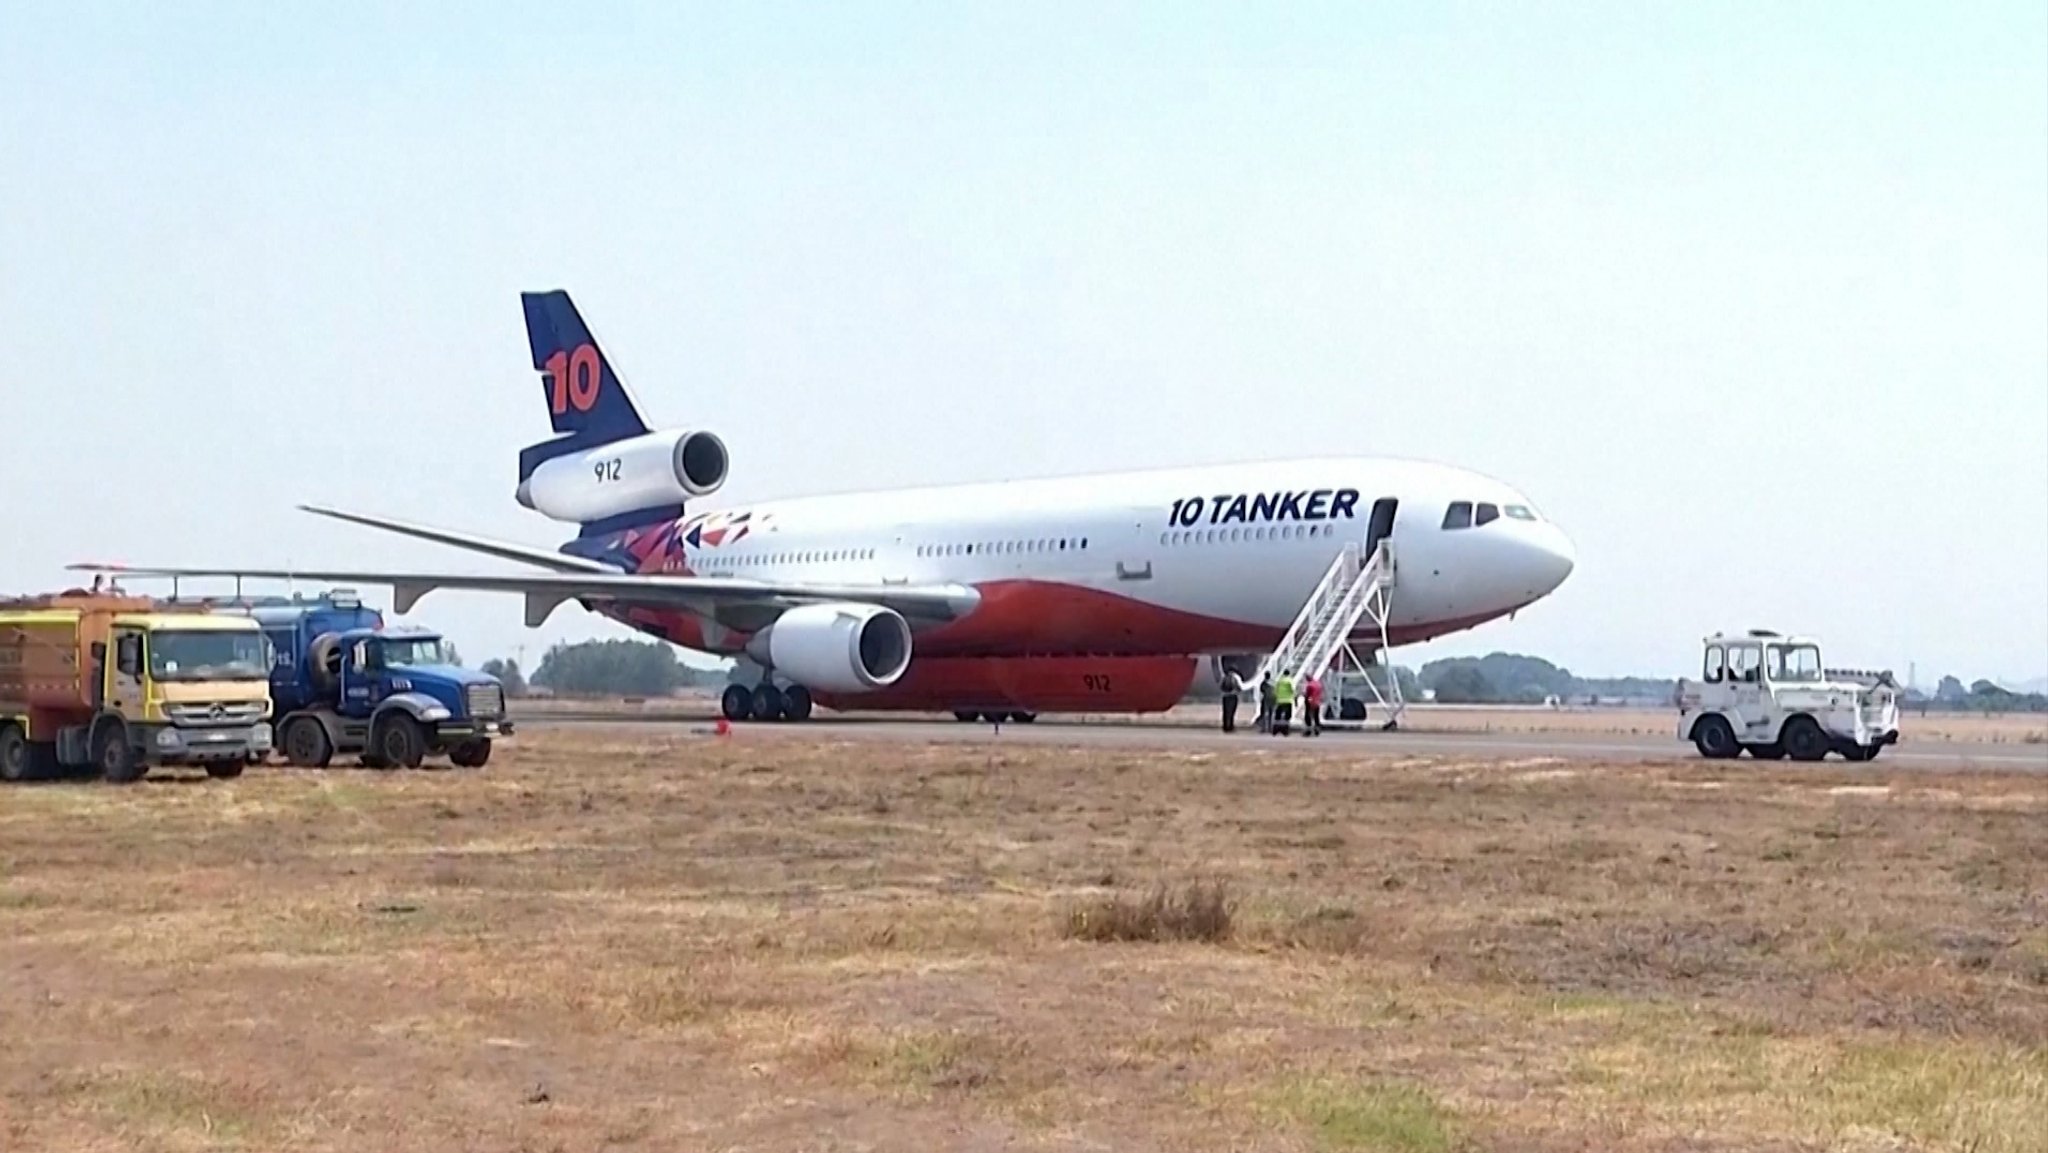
[516,428,729,525]
[745,603,913,693]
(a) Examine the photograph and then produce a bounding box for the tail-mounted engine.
[516,428,729,525]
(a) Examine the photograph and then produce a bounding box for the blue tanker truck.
[238,589,511,768]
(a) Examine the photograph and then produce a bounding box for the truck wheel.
[282,717,333,768]
[373,715,426,769]
[0,724,28,783]
[1782,716,1830,762]
[1691,715,1740,759]
[953,710,979,723]
[721,684,754,722]
[1010,711,1037,723]
[781,685,814,722]
[204,761,245,780]
[449,740,492,769]
[94,724,146,784]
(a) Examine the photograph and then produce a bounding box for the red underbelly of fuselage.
[811,655,1198,715]
[605,599,1202,714]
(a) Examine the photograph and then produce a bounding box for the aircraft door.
[1363,497,1398,559]
[1114,518,1153,582]
[879,534,913,587]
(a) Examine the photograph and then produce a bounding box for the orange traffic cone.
[714,717,731,737]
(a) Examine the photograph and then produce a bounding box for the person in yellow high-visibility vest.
[1271,672,1296,736]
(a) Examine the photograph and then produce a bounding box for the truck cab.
[2,599,274,784]
[1676,630,1900,762]
[249,590,510,770]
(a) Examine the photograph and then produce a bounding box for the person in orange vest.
[1302,674,1325,736]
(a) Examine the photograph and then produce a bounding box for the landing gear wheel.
[282,716,334,768]
[1009,712,1037,723]
[752,684,785,722]
[1782,716,1830,763]
[953,710,979,723]
[722,684,754,722]
[449,740,492,768]
[204,761,245,780]
[1691,715,1740,760]
[94,724,145,784]
[373,715,426,769]
[0,724,28,783]
[781,685,814,722]
[1747,742,1787,760]
[979,711,1009,724]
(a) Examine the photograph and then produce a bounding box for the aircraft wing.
[66,562,982,634]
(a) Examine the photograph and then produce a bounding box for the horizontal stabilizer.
[298,504,612,574]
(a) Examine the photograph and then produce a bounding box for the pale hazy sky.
[4,2,2044,684]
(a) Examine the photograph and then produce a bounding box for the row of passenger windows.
[701,548,875,567]
[915,537,1090,558]
[692,537,1100,567]
[1159,523,1338,547]
[1441,501,1538,530]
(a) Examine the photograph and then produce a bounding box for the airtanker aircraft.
[76,291,1576,722]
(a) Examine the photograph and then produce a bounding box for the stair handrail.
[1293,545,1386,685]
[1252,543,1358,684]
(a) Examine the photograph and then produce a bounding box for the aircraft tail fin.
[521,289,651,449]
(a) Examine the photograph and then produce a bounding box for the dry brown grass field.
[3,729,2044,1152]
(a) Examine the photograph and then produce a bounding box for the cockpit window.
[1475,503,1499,526]
[1504,504,1537,521]
[1442,501,1472,530]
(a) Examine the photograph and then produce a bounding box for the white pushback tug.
[1676,630,1901,762]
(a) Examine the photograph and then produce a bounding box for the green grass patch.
[57,1067,261,1146]
[1267,1077,1461,1152]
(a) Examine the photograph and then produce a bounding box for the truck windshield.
[376,638,447,668]
[150,631,268,681]
[1767,644,1823,683]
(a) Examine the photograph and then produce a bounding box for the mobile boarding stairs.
[1248,540,1407,730]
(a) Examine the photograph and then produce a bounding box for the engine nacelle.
[516,428,729,524]
[745,603,913,693]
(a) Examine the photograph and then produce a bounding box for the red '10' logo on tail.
[545,344,602,414]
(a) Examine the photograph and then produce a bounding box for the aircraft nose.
[1529,524,1576,593]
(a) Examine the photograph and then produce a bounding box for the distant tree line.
[480,640,725,698]
[477,658,527,696]
[1908,675,2048,714]
[1414,653,1674,705]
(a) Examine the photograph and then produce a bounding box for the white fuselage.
[625,455,1575,656]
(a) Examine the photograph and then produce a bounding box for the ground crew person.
[1272,672,1296,735]
[1219,667,1243,733]
[1303,674,1325,736]
[1256,673,1275,733]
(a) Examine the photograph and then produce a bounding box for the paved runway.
[516,710,2048,771]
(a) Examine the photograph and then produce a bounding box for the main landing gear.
[954,710,1037,724]
[721,682,815,723]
